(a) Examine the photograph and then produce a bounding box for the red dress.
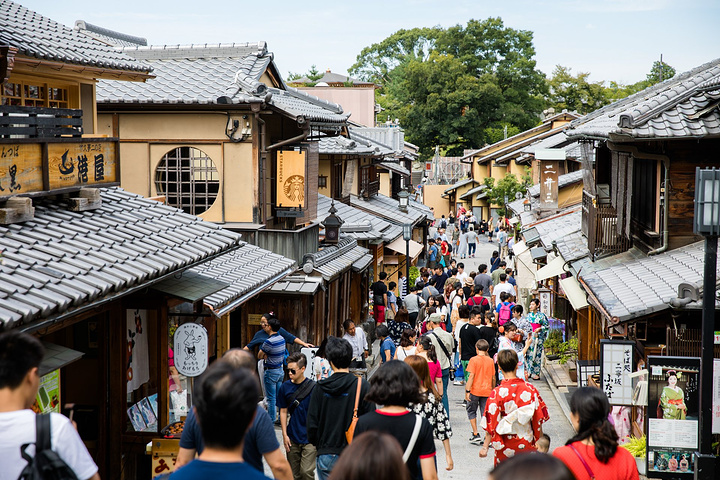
[480,378,549,466]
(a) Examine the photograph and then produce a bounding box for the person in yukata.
[479,349,549,466]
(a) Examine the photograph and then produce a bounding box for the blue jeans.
[264,367,284,422]
[468,243,476,256]
[441,368,450,415]
[316,454,339,480]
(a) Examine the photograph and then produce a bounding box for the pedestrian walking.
[377,324,396,363]
[465,339,495,444]
[342,319,368,369]
[459,307,484,384]
[415,336,443,399]
[525,299,550,381]
[355,361,438,480]
[405,355,454,472]
[496,323,531,381]
[307,337,374,480]
[176,349,292,480]
[458,228,469,259]
[0,331,100,480]
[467,226,479,258]
[371,272,389,324]
[171,361,272,480]
[479,349,549,466]
[404,286,426,327]
[314,338,334,381]
[328,431,409,480]
[553,387,639,480]
[259,316,286,424]
[425,313,455,415]
[387,281,399,320]
[278,353,317,480]
[395,329,418,361]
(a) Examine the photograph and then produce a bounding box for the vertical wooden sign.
[277,149,306,208]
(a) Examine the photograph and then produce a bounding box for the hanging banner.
[600,340,634,405]
[276,149,306,208]
[127,309,150,392]
[173,323,209,377]
[646,356,700,478]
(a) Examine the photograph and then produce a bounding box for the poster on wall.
[33,370,60,414]
[173,323,209,377]
[127,309,150,392]
[600,340,634,405]
[646,356,700,478]
[276,149,306,209]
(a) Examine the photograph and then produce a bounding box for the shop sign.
[600,340,634,405]
[248,314,264,326]
[127,309,150,392]
[646,356,700,478]
[538,288,552,317]
[276,149,306,208]
[34,370,60,414]
[714,331,720,344]
[538,158,559,209]
[173,323,208,377]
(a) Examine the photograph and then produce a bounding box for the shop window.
[155,147,220,215]
[125,309,160,433]
[1,81,69,108]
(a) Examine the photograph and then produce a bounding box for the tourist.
[259,316,286,423]
[415,335,443,400]
[371,272,389,324]
[389,308,413,345]
[278,353,316,480]
[387,281,399,320]
[307,337,374,480]
[355,361,438,480]
[479,349,549,466]
[425,313,454,414]
[403,286,426,327]
[244,313,313,352]
[465,339,495,444]
[377,324,396,363]
[395,329,418,361]
[489,453,575,480]
[525,299,550,381]
[405,355,454,472]
[497,323,530,381]
[342,319,368,369]
[314,338,334,380]
[553,387,639,480]
[328,431,409,480]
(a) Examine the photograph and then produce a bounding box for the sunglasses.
[289,369,298,375]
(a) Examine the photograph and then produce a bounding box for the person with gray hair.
[176,348,292,480]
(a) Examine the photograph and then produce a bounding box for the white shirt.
[493,282,517,307]
[456,271,469,284]
[0,410,98,480]
[342,328,368,359]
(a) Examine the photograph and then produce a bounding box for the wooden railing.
[583,190,631,260]
[666,328,720,357]
[361,180,380,198]
[0,105,82,138]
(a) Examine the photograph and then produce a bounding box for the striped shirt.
[261,333,286,369]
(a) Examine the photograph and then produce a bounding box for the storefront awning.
[385,237,424,260]
[534,256,566,282]
[559,276,589,311]
[151,271,231,303]
[40,343,85,376]
[512,240,529,256]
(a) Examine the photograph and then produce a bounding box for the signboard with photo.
[646,356,700,478]
[600,340,634,405]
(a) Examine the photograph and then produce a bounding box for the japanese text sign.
[173,323,208,377]
[600,340,634,405]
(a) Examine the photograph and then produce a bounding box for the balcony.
[582,190,631,260]
[0,105,82,138]
[361,180,380,198]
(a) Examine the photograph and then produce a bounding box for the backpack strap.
[36,414,52,453]
[288,379,315,415]
[402,415,423,463]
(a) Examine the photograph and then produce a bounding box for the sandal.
[531,375,541,380]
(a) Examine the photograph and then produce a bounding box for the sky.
[19,0,720,85]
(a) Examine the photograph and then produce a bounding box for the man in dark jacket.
[306,337,374,480]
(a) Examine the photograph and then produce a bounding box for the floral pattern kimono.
[411,391,452,441]
[525,312,549,378]
[480,378,549,466]
[660,386,686,419]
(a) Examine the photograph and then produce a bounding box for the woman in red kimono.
[479,349,549,466]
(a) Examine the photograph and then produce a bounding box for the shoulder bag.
[402,415,423,463]
[568,443,596,480]
[345,377,362,444]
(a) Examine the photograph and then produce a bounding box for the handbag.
[569,443,596,480]
[402,415,423,463]
[345,377,362,444]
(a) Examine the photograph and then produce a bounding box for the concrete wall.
[422,184,452,219]
[297,87,376,127]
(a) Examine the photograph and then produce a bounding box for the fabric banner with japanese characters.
[600,339,634,405]
[127,309,150,392]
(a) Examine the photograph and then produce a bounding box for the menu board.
[646,356,700,478]
[600,340,634,405]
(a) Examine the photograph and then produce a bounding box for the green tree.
[482,169,531,217]
[646,60,676,85]
[286,65,324,85]
[546,65,611,114]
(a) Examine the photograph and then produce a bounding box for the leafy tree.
[546,65,611,114]
[646,60,676,85]
[286,65,324,85]
[482,169,531,217]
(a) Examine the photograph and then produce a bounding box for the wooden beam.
[0,196,34,224]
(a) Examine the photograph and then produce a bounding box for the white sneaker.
[453,380,464,386]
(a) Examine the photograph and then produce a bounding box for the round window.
[155,147,219,215]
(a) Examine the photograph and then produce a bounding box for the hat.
[464,277,474,288]
[428,312,444,325]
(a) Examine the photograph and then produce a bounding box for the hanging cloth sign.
[173,323,209,377]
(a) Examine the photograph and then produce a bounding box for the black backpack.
[19,414,79,480]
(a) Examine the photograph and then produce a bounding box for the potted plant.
[622,435,646,475]
[558,337,579,382]
[544,329,563,360]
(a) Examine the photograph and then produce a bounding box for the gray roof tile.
[350,193,428,226]
[317,194,401,243]
[0,1,150,73]
[0,187,240,328]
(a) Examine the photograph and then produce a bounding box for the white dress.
[458,231,469,258]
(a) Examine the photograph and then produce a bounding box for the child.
[465,339,496,444]
[536,433,551,453]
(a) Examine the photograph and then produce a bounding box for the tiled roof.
[74,20,147,47]
[264,87,349,127]
[269,275,323,295]
[351,127,405,153]
[289,71,375,86]
[554,230,590,263]
[581,242,720,322]
[350,193,427,226]
[190,243,296,316]
[96,43,270,104]
[525,208,582,249]
[460,184,486,200]
[0,188,240,329]
[444,178,476,194]
[317,194,401,243]
[567,58,720,140]
[0,1,150,73]
[318,135,378,155]
[377,161,410,177]
[300,237,372,282]
[409,198,433,217]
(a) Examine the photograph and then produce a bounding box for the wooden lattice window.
[155,147,220,215]
[1,81,69,108]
